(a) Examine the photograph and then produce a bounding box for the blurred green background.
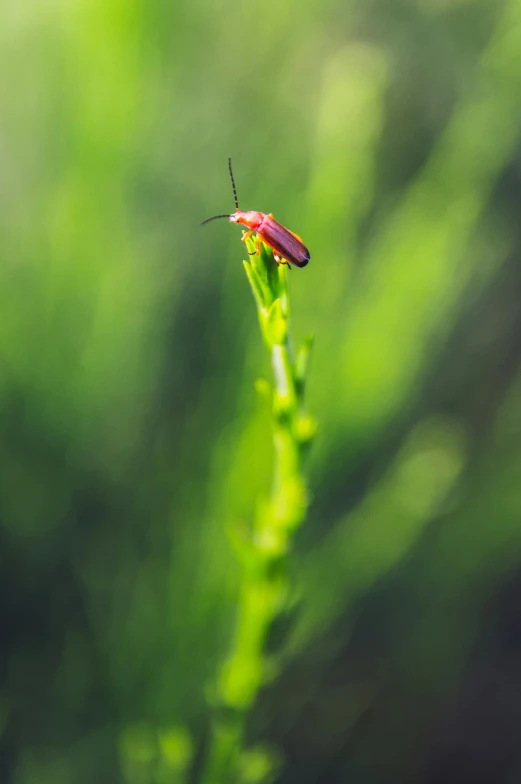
[2,0,521,781]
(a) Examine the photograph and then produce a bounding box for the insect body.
[202,158,310,268]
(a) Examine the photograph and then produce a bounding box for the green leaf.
[243,261,267,312]
[294,413,318,445]
[246,236,280,306]
[260,298,287,346]
[295,334,314,400]
[238,745,282,784]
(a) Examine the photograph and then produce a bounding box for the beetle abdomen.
[259,215,310,268]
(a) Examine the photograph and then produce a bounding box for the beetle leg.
[273,253,291,269]
[241,229,255,243]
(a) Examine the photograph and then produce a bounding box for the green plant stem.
[201,240,315,784]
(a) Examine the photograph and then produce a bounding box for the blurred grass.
[1,0,521,782]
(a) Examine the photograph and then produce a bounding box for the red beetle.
[202,158,310,268]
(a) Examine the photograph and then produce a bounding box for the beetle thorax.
[230,210,264,230]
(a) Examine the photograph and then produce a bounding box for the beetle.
[201,158,310,268]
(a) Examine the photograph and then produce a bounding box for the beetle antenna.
[201,214,231,226]
[228,157,239,210]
